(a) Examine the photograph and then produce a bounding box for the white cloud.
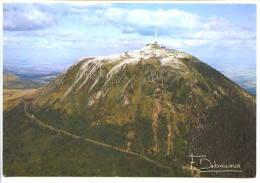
[69,2,111,9]
[84,8,200,31]
[4,28,87,50]
[3,4,255,53]
[83,7,255,49]
[4,4,56,31]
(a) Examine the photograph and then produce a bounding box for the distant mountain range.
[3,44,256,177]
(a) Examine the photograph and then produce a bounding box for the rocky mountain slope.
[4,44,256,177]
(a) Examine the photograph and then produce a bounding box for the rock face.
[28,44,255,177]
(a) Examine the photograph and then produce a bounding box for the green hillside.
[3,103,178,176]
[3,44,256,177]
[3,73,40,90]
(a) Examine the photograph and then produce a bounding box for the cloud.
[84,8,200,35]
[4,4,56,31]
[68,2,111,10]
[3,28,87,50]
[83,7,255,49]
[3,4,256,53]
[3,3,112,31]
[3,36,37,48]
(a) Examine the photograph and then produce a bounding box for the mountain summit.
[33,43,228,109]
[4,44,256,177]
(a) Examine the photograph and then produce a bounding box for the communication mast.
[154,27,158,45]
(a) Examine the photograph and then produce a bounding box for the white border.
[0,1,259,183]
[0,1,3,183]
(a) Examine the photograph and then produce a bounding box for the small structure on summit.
[146,27,159,47]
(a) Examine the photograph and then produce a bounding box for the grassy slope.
[31,59,192,172]
[3,89,36,111]
[3,73,40,90]
[28,55,256,177]
[3,51,255,177]
[3,103,175,177]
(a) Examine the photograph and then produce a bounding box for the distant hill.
[3,73,40,89]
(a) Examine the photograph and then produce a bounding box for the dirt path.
[21,98,172,170]
[152,99,161,153]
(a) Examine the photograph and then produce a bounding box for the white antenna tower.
[154,26,158,45]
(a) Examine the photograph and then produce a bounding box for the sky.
[3,3,256,69]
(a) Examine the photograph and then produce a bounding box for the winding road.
[20,98,172,171]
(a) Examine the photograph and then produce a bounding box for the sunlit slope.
[3,89,36,111]
[3,73,39,89]
[4,44,256,177]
